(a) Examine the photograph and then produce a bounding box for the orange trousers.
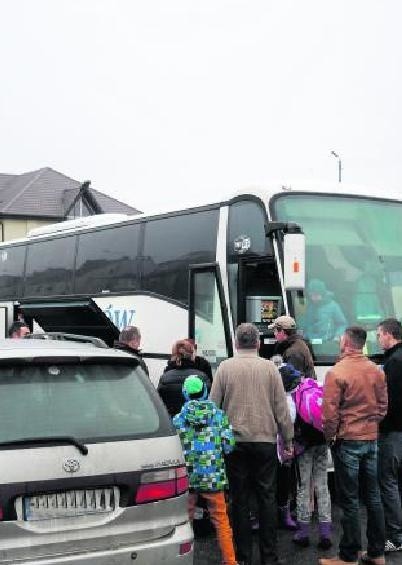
[188,491,237,565]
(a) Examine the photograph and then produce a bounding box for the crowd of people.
[10,314,402,565]
[152,317,401,565]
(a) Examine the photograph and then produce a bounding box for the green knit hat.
[183,375,204,396]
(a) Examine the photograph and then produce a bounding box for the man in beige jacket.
[210,323,293,565]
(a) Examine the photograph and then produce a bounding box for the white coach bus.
[0,182,399,383]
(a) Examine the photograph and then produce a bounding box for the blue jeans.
[379,432,402,544]
[332,440,385,561]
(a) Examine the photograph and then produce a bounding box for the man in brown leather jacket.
[319,326,387,565]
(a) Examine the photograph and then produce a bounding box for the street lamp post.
[330,150,342,183]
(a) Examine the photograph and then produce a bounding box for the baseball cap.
[268,315,297,331]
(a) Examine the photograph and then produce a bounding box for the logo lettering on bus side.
[104,305,136,330]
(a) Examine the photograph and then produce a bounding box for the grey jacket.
[210,350,294,444]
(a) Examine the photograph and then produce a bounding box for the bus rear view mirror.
[283,232,305,291]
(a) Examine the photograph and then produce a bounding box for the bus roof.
[235,180,402,203]
[1,181,401,246]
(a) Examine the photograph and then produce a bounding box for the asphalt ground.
[193,504,401,564]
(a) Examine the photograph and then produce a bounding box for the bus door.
[0,302,13,338]
[189,263,233,373]
[237,257,283,359]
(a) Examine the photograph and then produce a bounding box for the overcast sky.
[1,1,401,212]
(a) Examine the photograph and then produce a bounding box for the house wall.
[1,219,54,242]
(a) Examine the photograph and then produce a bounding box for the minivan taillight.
[179,541,193,555]
[136,466,189,504]
[175,465,189,495]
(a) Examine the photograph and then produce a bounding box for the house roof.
[0,167,141,218]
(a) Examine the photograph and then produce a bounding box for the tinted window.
[227,200,269,259]
[142,210,218,303]
[0,363,172,442]
[75,224,140,294]
[227,200,270,325]
[274,193,402,358]
[0,245,26,299]
[24,237,75,297]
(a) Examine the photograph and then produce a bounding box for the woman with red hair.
[157,339,211,417]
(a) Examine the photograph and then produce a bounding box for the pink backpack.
[293,378,323,432]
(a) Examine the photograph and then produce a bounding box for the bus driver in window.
[304,279,347,342]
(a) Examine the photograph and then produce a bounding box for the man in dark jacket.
[113,326,149,377]
[377,318,402,554]
[269,315,316,379]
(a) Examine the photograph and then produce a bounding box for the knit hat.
[307,278,327,295]
[279,363,302,392]
[182,375,207,401]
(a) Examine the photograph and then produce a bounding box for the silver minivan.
[0,337,193,564]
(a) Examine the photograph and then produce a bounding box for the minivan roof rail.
[26,333,108,348]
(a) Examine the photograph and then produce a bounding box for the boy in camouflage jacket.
[173,375,237,565]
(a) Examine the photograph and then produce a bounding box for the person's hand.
[283,444,294,459]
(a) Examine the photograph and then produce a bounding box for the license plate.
[23,487,117,521]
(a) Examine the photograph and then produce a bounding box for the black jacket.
[113,341,149,377]
[275,334,316,379]
[194,356,213,382]
[380,342,402,433]
[163,356,213,382]
[157,360,211,417]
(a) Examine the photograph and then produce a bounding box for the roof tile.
[0,167,141,217]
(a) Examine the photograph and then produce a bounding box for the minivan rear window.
[0,362,173,443]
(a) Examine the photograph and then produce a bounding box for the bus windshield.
[273,193,402,359]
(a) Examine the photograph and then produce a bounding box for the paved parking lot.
[193,505,400,564]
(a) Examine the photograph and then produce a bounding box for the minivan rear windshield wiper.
[0,436,88,455]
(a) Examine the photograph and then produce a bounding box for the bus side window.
[354,272,384,325]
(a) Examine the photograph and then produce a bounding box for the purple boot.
[292,522,310,547]
[278,504,297,530]
[317,522,332,550]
